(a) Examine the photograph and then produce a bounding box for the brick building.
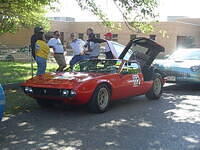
[0,18,200,55]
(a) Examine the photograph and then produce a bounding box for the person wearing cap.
[48,31,66,72]
[69,33,86,68]
[84,28,100,59]
[35,32,50,75]
[30,26,44,60]
[104,32,117,59]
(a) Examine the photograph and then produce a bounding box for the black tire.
[87,84,111,113]
[36,99,53,108]
[145,73,163,100]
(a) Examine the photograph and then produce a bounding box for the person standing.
[104,32,117,59]
[48,31,66,72]
[69,33,86,68]
[35,32,50,75]
[84,28,100,59]
[30,26,44,60]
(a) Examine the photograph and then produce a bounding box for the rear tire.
[36,99,53,108]
[145,73,163,100]
[87,84,111,113]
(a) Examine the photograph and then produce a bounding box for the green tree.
[75,0,158,33]
[0,0,58,34]
[0,0,158,34]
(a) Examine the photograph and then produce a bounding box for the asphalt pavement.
[0,84,200,150]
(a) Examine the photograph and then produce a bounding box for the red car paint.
[22,38,165,108]
[21,70,153,105]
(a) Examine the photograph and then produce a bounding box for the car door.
[117,62,144,99]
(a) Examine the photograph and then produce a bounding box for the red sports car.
[22,37,165,113]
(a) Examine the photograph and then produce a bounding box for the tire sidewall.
[88,84,111,113]
[146,73,163,100]
[154,73,163,96]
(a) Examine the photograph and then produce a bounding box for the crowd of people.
[30,27,115,75]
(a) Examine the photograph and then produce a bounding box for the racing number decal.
[132,75,141,86]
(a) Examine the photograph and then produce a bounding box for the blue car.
[0,84,5,121]
[154,48,200,84]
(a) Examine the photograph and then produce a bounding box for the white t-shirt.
[48,38,64,53]
[70,39,85,56]
[105,40,118,58]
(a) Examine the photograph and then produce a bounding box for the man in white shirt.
[104,32,117,59]
[48,31,66,72]
[69,33,86,68]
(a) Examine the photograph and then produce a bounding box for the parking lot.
[0,84,199,150]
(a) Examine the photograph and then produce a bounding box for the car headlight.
[24,87,33,93]
[29,88,33,93]
[25,87,29,92]
[191,65,200,72]
[70,90,76,97]
[62,89,69,96]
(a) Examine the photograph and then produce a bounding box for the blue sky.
[47,0,200,21]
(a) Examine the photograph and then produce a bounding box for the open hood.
[88,37,165,67]
[119,37,165,67]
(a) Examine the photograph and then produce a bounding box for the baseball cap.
[104,32,112,37]
[34,26,44,33]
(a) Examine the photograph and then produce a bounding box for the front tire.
[145,73,163,100]
[87,84,111,113]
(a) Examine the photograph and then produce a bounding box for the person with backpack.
[35,32,50,75]
[30,26,44,60]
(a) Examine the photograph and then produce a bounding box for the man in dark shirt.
[84,28,100,58]
[30,26,44,60]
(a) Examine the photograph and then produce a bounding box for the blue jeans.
[35,56,47,75]
[70,55,88,68]
[105,51,114,59]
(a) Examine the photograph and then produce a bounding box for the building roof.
[175,18,200,26]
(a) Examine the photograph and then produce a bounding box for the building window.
[112,34,118,42]
[130,34,137,40]
[95,34,100,38]
[78,33,84,40]
[149,35,156,40]
[177,36,195,48]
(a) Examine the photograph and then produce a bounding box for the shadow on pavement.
[0,84,200,150]
[164,83,200,91]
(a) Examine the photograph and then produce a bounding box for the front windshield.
[169,49,200,60]
[73,59,123,73]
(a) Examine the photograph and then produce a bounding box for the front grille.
[166,71,190,77]
[32,88,62,96]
